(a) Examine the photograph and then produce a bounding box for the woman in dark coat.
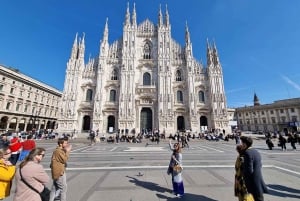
[240,136,268,201]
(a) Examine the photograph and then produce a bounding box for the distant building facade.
[58,4,230,135]
[235,94,300,133]
[0,64,62,132]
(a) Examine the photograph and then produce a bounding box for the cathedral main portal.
[140,108,152,132]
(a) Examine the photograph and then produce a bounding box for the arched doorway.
[200,116,208,131]
[140,108,152,132]
[107,116,115,132]
[82,116,91,131]
[177,116,185,131]
[0,116,8,130]
[9,118,17,130]
[46,121,51,129]
[18,119,26,131]
[27,119,33,131]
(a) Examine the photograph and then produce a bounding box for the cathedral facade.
[58,4,229,135]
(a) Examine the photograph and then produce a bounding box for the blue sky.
[1,0,300,108]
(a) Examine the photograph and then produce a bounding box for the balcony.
[136,84,156,98]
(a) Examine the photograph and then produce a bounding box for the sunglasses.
[39,154,45,157]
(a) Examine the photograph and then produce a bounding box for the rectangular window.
[270,110,274,114]
[16,104,20,111]
[24,105,28,112]
[290,108,295,113]
[6,102,11,110]
[280,109,284,113]
[261,111,265,115]
[291,116,297,122]
[271,117,276,123]
[262,118,266,124]
[0,84,3,91]
[10,88,14,94]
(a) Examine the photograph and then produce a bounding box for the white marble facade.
[57,4,230,135]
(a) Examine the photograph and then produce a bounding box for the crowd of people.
[0,128,298,200]
[0,133,71,201]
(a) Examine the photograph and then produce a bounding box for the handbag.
[243,193,254,201]
[173,164,183,173]
[19,168,50,201]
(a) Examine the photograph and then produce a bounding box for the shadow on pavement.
[156,193,218,201]
[126,175,172,194]
[267,184,300,199]
[126,175,218,201]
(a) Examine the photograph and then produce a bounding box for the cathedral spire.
[254,93,260,106]
[78,33,85,59]
[124,2,131,27]
[185,21,191,44]
[100,18,109,57]
[71,33,78,59]
[103,18,109,43]
[132,2,137,27]
[206,38,213,66]
[164,4,170,26]
[158,4,163,27]
[212,40,220,65]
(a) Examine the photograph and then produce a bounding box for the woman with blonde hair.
[13,147,50,201]
[0,147,15,200]
[167,140,184,197]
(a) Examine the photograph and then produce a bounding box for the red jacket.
[9,137,22,152]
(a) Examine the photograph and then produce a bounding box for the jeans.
[50,173,67,201]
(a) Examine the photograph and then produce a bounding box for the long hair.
[173,142,182,153]
[19,147,45,168]
[0,148,4,159]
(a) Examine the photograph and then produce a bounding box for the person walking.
[234,144,254,201]
[0,147,15,200]
[240,136,268,201]
[278,134,287,151]
[13,147,49,201]
[167,140,184,197]
[49,137,72,201]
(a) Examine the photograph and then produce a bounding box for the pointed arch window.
[175,70,182,81]
[177,90,183,103]
[143,42,151,59]
[143,72,151,85]
[109,90,117,102]
[86,89,93,101]
[111,69,118,80]
[199,90,205,103]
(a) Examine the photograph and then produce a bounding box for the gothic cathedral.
[58,4,229,135]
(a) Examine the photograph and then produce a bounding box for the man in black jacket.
[240,136,268,201]
[0,134,9,149]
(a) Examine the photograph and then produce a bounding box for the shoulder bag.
[19,168,50,201]
[172,156,183,174]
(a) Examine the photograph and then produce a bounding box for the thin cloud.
[226,87,250,94]
[281,75,300,91]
